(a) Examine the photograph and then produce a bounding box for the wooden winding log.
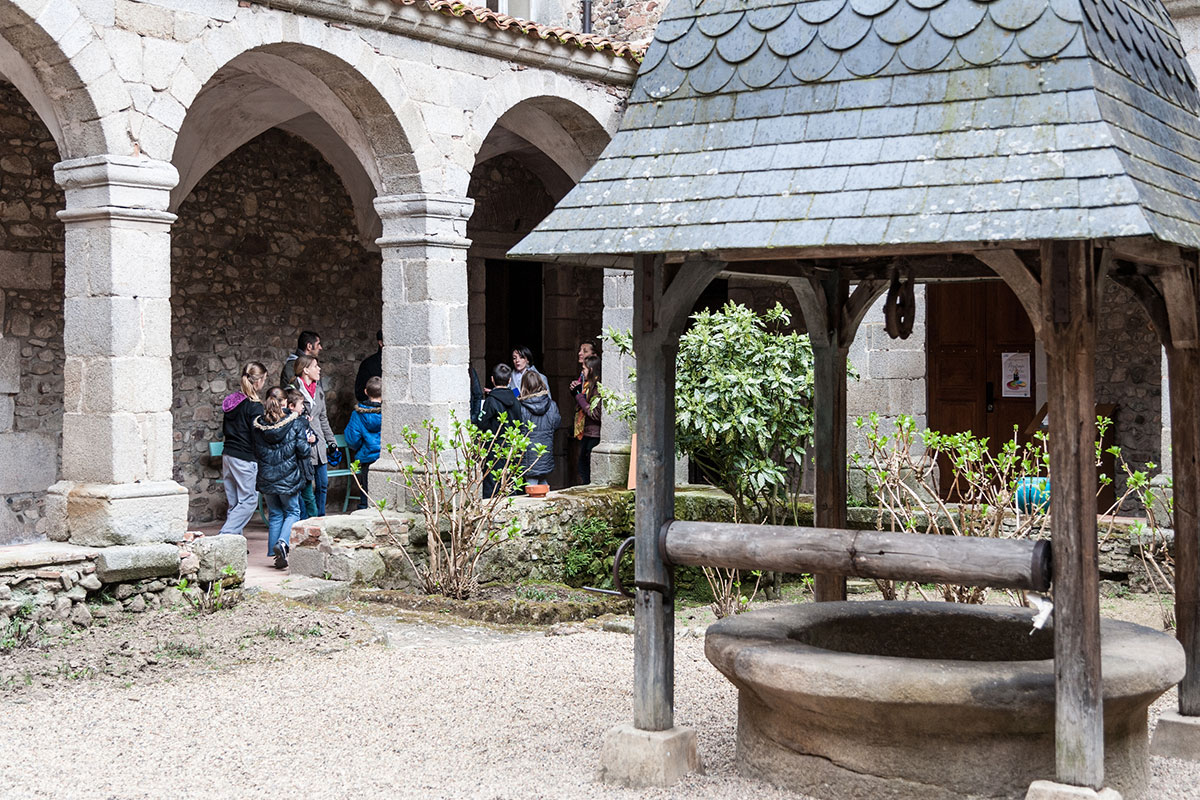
[661,520,1052,593]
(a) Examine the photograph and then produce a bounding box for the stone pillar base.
[590,443,630,488]
[1151,710,1200,760]
[46,480,187,547]
[597,724,702,788]
[366,462,412,511]
[1025,780,1121,800]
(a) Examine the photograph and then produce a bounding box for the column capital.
[54,155,179,225]
[374,192,474,251]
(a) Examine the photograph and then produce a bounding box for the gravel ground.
[1,592,1198,800]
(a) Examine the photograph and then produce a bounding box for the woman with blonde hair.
[219,361,267,536]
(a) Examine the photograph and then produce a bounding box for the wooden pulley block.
[884,273,916,339]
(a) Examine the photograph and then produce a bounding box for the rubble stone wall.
[0,81,65,545]
[1096,279,1162,510]
[171,130,382,524]
[591,0,664,46]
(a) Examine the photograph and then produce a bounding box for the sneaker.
[273,541,289,570]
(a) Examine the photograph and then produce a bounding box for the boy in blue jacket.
[344,376,382,510]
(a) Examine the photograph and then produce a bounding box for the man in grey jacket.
[281,330,322,388]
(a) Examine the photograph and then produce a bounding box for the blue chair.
[209,441,268,524]
[331,434,363,512]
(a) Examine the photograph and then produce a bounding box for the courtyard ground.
[1,587,1197,799]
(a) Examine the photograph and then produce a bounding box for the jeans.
[300,483,317,518]
[264,491,302,556]
[219,456,258,535]
[314,462,329,516]
[578,436,600,485]
[356,462,371,510]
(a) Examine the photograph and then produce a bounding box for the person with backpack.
[252,387,311,569]
[473,363,523,498]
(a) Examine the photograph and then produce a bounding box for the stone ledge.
[0,541,99,571]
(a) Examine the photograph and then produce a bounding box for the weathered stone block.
[94,544,179,583]
[327,547,385,583]
[61,481,188,546]
[0,338,18,394]
[287,545,327,578]
[1024,781,1121,800]
[325,515,376,541]
[0,251,51,290]
[1150,710,1200,761]
[191,534,247,582]
[598,724,702,788]
[0,433,57,493]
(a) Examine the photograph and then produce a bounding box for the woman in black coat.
[252,387,311,569]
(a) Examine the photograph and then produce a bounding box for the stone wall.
[0,81,65,545]
[0,534,246,640]
[591,0,664,46]
[171,129,382,524]
[1096,279,1162,510]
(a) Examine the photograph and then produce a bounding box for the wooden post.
[1041,241,1104,789]
[812,333,849,602]
[630,255,724,732]
[1115,265,1200,718]
[793,276,886,602]
[1167,344,1200,714]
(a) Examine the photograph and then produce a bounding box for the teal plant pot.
[1016,477,1050,513]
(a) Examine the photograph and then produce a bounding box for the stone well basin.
[705,602,1184,800]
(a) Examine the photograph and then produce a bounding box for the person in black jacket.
[252,387,312,569]
[472,363,523,498]
[354,329,383,403]
[519,371,560,485]
[219,361,267,536]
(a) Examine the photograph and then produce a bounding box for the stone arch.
[165,17,432,244]
[463,73,621,199]
[0,0,129,158]
[464,79,617,487]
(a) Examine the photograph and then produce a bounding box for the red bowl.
[525,484,549,497]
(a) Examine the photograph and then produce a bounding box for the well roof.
[511,0,1200,266]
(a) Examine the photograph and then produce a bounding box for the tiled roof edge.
[408,1,646,62]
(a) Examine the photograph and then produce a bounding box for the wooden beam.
[1104,236,1188,268]
[1040,240,1104,790]
[976,249,1044,339]
[1110,272,1171,345]
[663,521,1052,591]
[1162,269,1200,350]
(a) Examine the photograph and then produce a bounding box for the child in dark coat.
[252,387,312,569]
[344,376,382,509]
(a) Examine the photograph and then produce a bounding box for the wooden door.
[927,282,1037,498]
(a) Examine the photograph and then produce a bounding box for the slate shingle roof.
[511,0,1200,265]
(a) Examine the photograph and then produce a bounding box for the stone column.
[592,268,635,486]
[46,155,187,545]
[372,193,474,506]
[1151,346,1174,525]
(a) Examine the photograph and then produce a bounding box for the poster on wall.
[1002,352,1031,398]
